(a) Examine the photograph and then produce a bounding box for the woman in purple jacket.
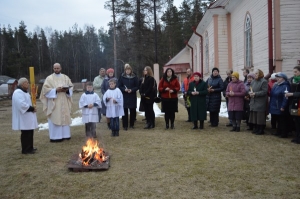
[226,72,246,132]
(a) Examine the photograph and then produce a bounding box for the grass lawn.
[0,92,299,199]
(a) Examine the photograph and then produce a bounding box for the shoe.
[165,124,169,129]
[171,124,174,129]
[199,121,204,129]
[50,139,63,142]
[22,150,35,154]
[291,139,299,143]
[209,124,218,127]
[226,123,233,127]
[123,127,128,131]
[192,126,198,129]
[32,147,37,151]
[230,127,237,132]
[236,127,240,132]
[185,120,191,122]
[129,126,134,129]
[144,123,151,129]
[272,132,281,136]
[280,134,288,138]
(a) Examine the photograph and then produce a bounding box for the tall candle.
[29,66,36,106]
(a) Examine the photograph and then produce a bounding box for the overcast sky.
[0,0,183,33]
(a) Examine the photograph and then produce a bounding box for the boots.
[111,131,115,137]
[230,126,237,132]
[199,120,204,129]
[149,120,154,129]
[144,123,151,129]
[192,121,198,129]
[171,123,174,129]
[255,125,264,135]
[252,124,257,134]
[165,123,169,129]
[247,123,253,131]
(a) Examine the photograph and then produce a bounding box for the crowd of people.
[11,63,300,154]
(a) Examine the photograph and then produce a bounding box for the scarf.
[293,76,300,83]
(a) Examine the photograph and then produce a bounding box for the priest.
[40,63,73,142]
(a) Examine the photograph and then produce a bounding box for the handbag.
[290,99,300,116]
[154,93,161,103]
[185,95,191,108]
[139,100,145,112]
[153,79,161,103]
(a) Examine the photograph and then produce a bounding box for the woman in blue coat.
[269,72,290,138]
[206,67,224,127]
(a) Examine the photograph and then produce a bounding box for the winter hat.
[271,73,277,80]
[193,72,202,78]
[275,72,288,81]
[231,72,239,79]
[247,73,255,79]
[212,67,219,73]
[106,68,114,75]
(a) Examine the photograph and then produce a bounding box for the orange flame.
[79,138,107,166]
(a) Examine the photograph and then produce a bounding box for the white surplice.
[79,92,101,123]
[103,88,124,118]
[12,89,38,130]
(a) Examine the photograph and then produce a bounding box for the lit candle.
[230,86,232,92]
[285,87,288,99]
[250,86,253,93]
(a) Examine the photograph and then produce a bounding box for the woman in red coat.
[158,68,180,129]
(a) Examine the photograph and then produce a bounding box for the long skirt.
[249,111,266,125]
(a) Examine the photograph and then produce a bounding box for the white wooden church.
[164,0,300,82]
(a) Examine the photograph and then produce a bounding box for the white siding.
[218,14,229,78]
[280,0,300,77]
[231,0,269,77]
[203,21,215,80]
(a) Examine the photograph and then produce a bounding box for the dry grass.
[0,93,300,199]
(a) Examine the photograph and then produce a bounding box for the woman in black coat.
[118,64,139,130]
[285,65,300,144]
[206,67,224,127]
[140,66,156,129]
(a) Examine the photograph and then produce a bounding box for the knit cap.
[231,72,239,79]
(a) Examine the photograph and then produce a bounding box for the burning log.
[67,138,110,172]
